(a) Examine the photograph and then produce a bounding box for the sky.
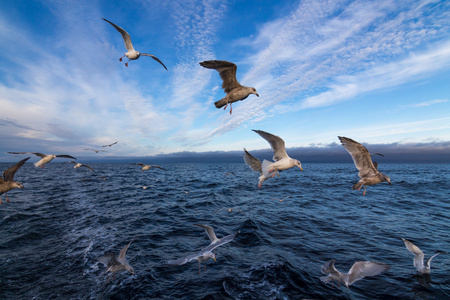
[1,0,450,162]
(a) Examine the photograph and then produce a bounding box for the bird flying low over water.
[8,152,76,168]
[98,240,135,282]
[167,224,239,274]
[134,163,166,171]
[199,60,258,114]
[320,259,390,288]
[69,161,95,172]
[338,136,391,196]
[0,157,30,204]
[84,149,107,153]
[251,130,303,188]
[102,141,118,147]
[402,238,446,274]
[102,18,168,70]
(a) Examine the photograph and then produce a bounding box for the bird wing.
[338,136,377,178]
[426,251,446,269]
[402,238,425,270]
[56,155,77,159]
[243,148,262,173]
[193,224,219,243]
[3,157,30,182]
[253,130,288,161]
[321,259,339,275]
[135,163,146,167]
[167,252,203,266]
[199,60,241,93]
[81,164,95,171]
[117,240,133,262]
[102,18,134,52]
[347,261,390,285]
[98,254,117,268]
[102,141,118,147]
[141,53,168,70]
[153,165,166,170]
[29,153,47,158]
[201,232,238,253]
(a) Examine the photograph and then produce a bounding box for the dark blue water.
[0,162,449,299]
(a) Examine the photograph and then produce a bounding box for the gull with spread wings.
[167,224,238,274]
[102,18,167,69]
[338,136,391,195]
[251,130,303,188]
[98,240,135,282]
[320,259,390,288]
[402,238,446,274]
[0,157,30,204]
[8,152,76,168]
[134,163,166,171]
[69,161,95,172]
[200,60,258,114]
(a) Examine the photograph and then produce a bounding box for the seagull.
[102,141,118,147]
[320,259,390,288]
[134,163,165,171]
[251,130,303,188]
[84,149,107,153]
[338,137,391,196]
[215,207,243,213]
[402,238,446,274]
[98,240,135,282]
[167,224,238,274]
[199,60,258,114]
[270,194,292,202]
[0,157,30,204]
[69,161,95,172]
[102,18,167,70]
[8,152,76,168]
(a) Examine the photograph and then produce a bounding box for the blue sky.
[1,0,449,161]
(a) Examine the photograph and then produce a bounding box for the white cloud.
[399,99,448,109]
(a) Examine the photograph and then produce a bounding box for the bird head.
[13,182,24,189]
[384,175,391,185]
[126,265,135,275]
[252,87,259,97]
[295,159,303,171]
[207,252,216,262]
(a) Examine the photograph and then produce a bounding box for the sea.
[0,162,449,300]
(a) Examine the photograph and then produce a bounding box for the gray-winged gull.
[251,130,303,188]
[338,136,391,195]
[8,152,76,168]
[98,240,135,282]
[102,18,167,70]
[69,161,95,172]
[134,163,166,171]
[84,149,107,153]
[402,238,446,274]
[102,141,118,147]
[199,60,258,114]
[0,157,30,204]
[167,224,238,274]
[320,259,390,288]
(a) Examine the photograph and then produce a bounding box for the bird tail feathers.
[320,276,332,284]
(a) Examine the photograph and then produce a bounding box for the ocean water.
[0,162,449,300]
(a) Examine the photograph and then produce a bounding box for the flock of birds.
[0,17,445,292]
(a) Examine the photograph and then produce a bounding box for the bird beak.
[213,257,217,262]
[299,166,303,171]
[255,93,259,97]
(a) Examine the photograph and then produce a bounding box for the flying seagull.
[134,163,166,171]
[69,161,95,172]
[199,60,258,114]
[8,152,76,168]
[0,157,30,204]
[167,224,238,274]
[98,240,135,282]
[102,141,118,147]
[84,149,107,153]
[320,259,390,288]
[402,238,446,274]
[102,18,167,70]
[215,207,243,214]
[338,136,391,195]
[251,130,303,188]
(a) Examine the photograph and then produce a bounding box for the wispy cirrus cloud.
[399,99,448,109]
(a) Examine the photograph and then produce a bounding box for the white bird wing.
[338,136,378,178]
[118,240,133,262]
[193,224,219,243]
[201,232,238,253]
[426,252,446,268]
[167,252,203,266]
[321,259,339,275]
[402,238,425,270]
[98,253,117,268]
[347,261,390,285]
[102,18,134,52]
[243,148,262,173]
[141,53,168,70]
[253,130,288,161]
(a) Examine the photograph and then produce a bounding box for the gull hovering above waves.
[402,238,446,274]
[338,136,391,196]
[199,60,258,114]
[8,152,76,168]
[215,207,243,214]
[251,130,303,188]
[167,224,238,274]
[134,163,165,171]
[320,259,390,288]
[98,240,135,282]
[0,157,29,204]
[102,141,118,147]
[69,161,95,172]
[102,18,168,70]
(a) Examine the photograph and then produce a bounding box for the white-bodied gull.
[69,161,95,172]
[134,163,165,171]
[402,238,446,274]
[8,152,76,168]
[98,240,135,282]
